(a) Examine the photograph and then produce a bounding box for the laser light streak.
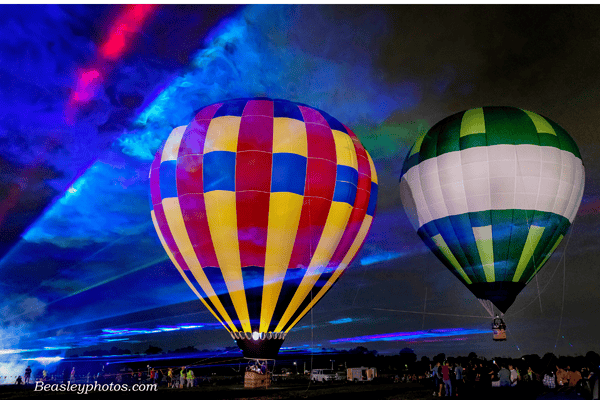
[330,328,488,344]
[328,318,353,325]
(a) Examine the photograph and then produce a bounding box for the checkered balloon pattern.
[150,98,377,337]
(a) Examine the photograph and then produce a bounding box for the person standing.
[557,365,568,387]
[436,362,444,397]
[431,363,439,396]
[498,364,510,387]
[455,362,464,396]
[509,364,518,387]
[24,366,32,384]
[186,369,195,388]
[442,361,452,397]
[524,366,536,383]
[70,367,76,383]
[568,366,582,387]
[543,368,556,391]
[167,368,173,388]
[180,367,186,388]
[479,362,493,389]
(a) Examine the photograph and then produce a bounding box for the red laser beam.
[66,5,158,124]
[99,4,157,60]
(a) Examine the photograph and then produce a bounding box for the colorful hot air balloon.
[150,98,377,359]
[400,106,584,315]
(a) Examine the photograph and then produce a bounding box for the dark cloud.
[0,156,62,258]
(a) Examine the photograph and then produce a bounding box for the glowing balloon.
[150,98,377,358]
[400,106,584,313]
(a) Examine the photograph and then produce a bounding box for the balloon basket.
[244,370,271,388]
[243,358,274,388]
[492,328,507,341]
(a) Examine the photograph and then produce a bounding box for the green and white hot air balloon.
[400,106,585,316]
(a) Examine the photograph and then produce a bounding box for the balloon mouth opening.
[232,332,286,359]
[468,282,526,314]
[231,331,287,341]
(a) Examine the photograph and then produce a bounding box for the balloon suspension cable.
[185,349,236,369]
[554,225,571,350]
[421,256,431,329]
[535,274,543,314]
[506,325,523,356]
[305,291,314,394]
[422,287,427,330]
[515,148,540,301]
[305,201,313,394]
[352,261,368,308]
[477,299,495,318]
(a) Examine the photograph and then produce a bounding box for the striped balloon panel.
[150,98,377,335]
[416,210,571,285]
[401,106,582,176]
[399,106,584,312]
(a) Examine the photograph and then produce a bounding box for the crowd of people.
[427,358,598,398]
[5,353,598,399]
[6,365,207,388]
[111,366,206,388]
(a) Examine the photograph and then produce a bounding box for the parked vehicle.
[310,369,337,382]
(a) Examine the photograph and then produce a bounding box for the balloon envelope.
[400,106,584,313]
[150,98,377,358]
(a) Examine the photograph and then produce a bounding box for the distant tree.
[145,345,163,355]
[171,345,199,354]
[399,348,417,365]
[586,351,600,367]
[468,352,477,360]
[83,349,109,357]
[349,346,370,355]
[522,354,540,365]
[421,356,430,365]
[434,353,446,363]
[524,354,540,362]
[542,353,558,367]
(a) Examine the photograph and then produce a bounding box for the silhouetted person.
[496,364,509,387]
[24,366,31,384]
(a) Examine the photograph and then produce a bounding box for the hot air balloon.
[400,106,584,339]
[150,98,377,360]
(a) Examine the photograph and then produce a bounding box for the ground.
[0,381,567,399]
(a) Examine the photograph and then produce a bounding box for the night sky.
[1,5,599,375]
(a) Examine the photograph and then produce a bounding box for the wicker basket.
[244,371,271,388]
